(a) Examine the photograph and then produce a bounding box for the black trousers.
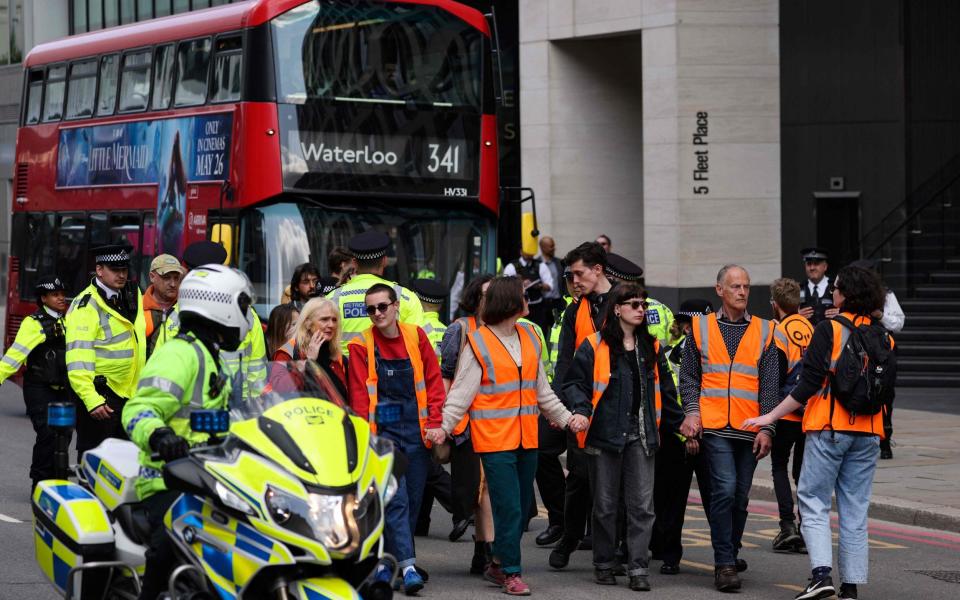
[450,437,483,519]
[24,383,66,483]
[562,437,593,542]
[75,395,127,459]
[535,417,567,527]
[416,460,461,532]
[880,396,894,450]
[649,433,712,566]
[139,491,179,600]
[770,419,805,522]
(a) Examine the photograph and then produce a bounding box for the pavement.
[748,391,960,533]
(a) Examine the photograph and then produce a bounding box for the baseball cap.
[150,254,186,275]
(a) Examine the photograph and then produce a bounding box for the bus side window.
[152,44,175,110]
[119,50,152,112]
[24,69,44,125]
[97,54,119,116]
[66,59,98,119]
[210,36,242,103]
[174,38,211,107]
[57,213,88,297]
[42,65,67,122]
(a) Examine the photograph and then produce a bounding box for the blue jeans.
[702,434,757,566]
[798,432,880,585]
[480,449,539,575]
[383,445,431,568]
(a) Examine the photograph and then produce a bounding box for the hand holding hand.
[679,414,701,438]
[753,431,773,460]
[567,414,589,433]
[89,403,114,421]
[684,438,700,456]
[424,428,447,446]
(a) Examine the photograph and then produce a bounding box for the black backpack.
[829,316,896,418]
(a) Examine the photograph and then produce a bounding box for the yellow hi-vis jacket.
[65,282,146,411]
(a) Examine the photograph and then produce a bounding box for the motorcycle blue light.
[190,409,230,434]
[47,402,76,428]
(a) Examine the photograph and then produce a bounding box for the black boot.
[470,540,490,575]
[773,520,801,552]
[549,537,578,569]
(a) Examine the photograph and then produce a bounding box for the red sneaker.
[502,574,531,596]
[484,562,506,586]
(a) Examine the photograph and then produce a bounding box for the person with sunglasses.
[563,283,682,591]
[347,283,445,595]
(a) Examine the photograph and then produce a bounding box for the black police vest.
[25,310,67,387]
[511,259,543,305]
[800,280,834,326]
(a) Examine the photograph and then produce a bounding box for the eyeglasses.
[365,302,394,315]
[619,300,648,310]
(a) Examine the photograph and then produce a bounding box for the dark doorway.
[815,192,861,268]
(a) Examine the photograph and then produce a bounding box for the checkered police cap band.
[96,251,130,263]
[416,293,445,304]
[607,267,641,281]
[38,281,60,290]
[353,249,386,260]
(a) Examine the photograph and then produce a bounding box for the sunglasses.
[619,300,649,310]
[365,302,394,315]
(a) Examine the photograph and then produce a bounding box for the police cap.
[317,276,339,296]
[411,278,447,305]
[676,298,714,322]
[35,275,66,296]
[92,244,131,267]
[605,253,644,282]
[801,247,829,262]
[183,241,228,269]
[348,230,390,261]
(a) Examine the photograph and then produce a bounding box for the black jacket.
[563,338,683,453]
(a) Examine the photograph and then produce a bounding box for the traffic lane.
[416,497,960,599]
[0,381,60,600]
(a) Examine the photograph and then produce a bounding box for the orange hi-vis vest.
[451,316,479,436]
[692,313,774,431]
[362,323,432,446]
[465,322,542,453]
[773,313,814,422]
[576,333,663,448]
[802,312,890,437]
[574,298,597,350]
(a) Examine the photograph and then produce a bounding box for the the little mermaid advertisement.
[56,113,232,256]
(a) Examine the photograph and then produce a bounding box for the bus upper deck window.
[119,50,151,112]
[152,44,175,110]
[42,65,67,122]
[24,69,43,125]
[210,36,242,103]
[174,38,211,107]
[97,54,119,116]
[66,59,97,119]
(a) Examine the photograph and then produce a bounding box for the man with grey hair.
[679,264,780,592]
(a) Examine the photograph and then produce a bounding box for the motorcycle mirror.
[190,409,230,434]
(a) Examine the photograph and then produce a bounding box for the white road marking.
[0,513,23,523]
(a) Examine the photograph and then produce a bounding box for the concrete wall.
[520,0,781,305]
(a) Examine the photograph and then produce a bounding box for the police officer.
[0,276,68,487]
[155,241,267,396]
[503,247,555,334]
[123,265,254,600]
[329,230,425,352]
[66,245,147,457]
[412,278,448,357]
[798,247,836,325]
[605,253,679,346]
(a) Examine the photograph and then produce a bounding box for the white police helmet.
[178,264,255,342]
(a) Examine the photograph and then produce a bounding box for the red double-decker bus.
[7,0,500,346]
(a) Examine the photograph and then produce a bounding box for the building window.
[120,0,135,24]
[105,0,119,28]
[155,0,171,17]
[174,37,211,106]
[136,0,152,21]
[89,0,103,31]
[118,50,151,112]
[66,59,98,119]
[72,0,88,34]
[42,65,67,122]
[97,54,119,115]
[210,35,242,103]
[173,0,190,14]
[9,0,22,63]
[152,44,175,109]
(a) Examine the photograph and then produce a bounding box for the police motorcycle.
[32,360,400,600]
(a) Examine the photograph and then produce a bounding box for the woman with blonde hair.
[274,296,347,398]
